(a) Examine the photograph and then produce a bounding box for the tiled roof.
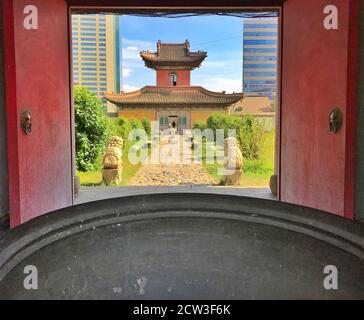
[104,86,243,106]
[229,96,274,115]
[140,40,207,69]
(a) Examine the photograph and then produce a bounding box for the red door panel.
[3,0,72,227]
[281,0,359,218]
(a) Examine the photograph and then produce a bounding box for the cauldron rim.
[0,193,363,281]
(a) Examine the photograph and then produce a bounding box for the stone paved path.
[129,135,215,186]
[130,163,214,186]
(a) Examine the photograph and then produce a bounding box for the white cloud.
[123,38,154,48]
[126,46,138,51]
[122,48,141,62]
[202,61,229,68]
[122,84,141,92]
[202,59,242,68]
[122,39,155,62]
[122,67,133,78]
[195,77,242,93]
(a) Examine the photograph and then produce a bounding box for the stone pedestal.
[224,170,243,186]
[270,174,278,195]
[74,176,80,197]
[102,168,122,186]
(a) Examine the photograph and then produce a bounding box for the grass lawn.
[202,131,275,187]
[78,131,275,188]
[77,140,143,187]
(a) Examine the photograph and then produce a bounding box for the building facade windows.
[81,22,97,27]
[244,55,277,61]
[244,23,277,28]
[81,32,97,37]
[72,14,121,112]
[81,52,97,56]
[81,67,97,71]
[81,37,97,41]
[80,42,97,46]
[243,40,278,45]
[244,32,277,37]
[81,28,97,32]
[82,82,98,86]
[244,48,277,53]
[81,47,97,51]
[244,64,277,69]
[243,18,278,102]
[80,17,98,22]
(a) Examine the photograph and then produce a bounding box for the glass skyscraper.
[243,18,278,103]
[71,14,121,114]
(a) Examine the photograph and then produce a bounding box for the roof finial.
[157,40,162,54]
[185,39,190,54]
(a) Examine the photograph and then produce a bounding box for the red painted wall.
[281,0,359,218]
[156,70,191,87]
[3,0,72,227]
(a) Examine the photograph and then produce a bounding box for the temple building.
[104,40,244,132]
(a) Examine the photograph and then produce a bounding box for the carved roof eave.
[140,52,207,70]
[142,60,205,70]
[104,86,244,107]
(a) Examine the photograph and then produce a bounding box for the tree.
[141,118,152,136]
[74,87,108,172]
[238,115,266,160]
[109,116,132,141]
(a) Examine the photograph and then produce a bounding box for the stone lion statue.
[102,137,123,185]
[103,147,122,170]
[224,137,243,170]
[107,136,124,149]
[223,137,243,186]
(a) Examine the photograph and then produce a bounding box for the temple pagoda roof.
[104,86,243,107]
[140,40,207,70]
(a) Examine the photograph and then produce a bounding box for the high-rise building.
[242,18,278,103]
[71,14,121,114]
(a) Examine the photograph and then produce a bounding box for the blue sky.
[119,15,244,93]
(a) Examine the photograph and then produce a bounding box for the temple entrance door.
[178,115,188,133]
[168,116,178,132]
[280,0,359,218]
[3,0,73,227]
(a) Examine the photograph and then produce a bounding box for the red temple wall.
[156,70,191,87]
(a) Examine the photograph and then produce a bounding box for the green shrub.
[204,113,267,161]
[109,116,132,141]
[206,113,242,138]
[193,121,207,132]
[74,87,108,172]
[238,115,266,160]
[107,118,121,137]
[129,118,144,140]
[129,118,143,130]
[141,118,152,136]
[206,113,225,134]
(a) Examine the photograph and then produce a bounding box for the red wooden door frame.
[2,0,20,225]
[344,0,360,218]
[2,0,74,227]
[280,0,360,219]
